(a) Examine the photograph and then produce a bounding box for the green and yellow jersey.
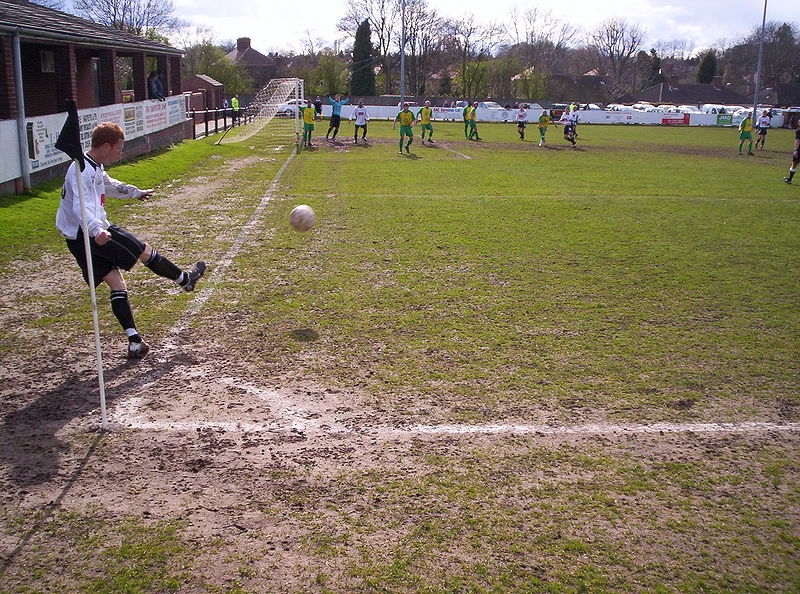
[300,105,316,125]
[396,110,415,127]
[538,113,551,127]
[466,106,477,122]
[418,106,433,125]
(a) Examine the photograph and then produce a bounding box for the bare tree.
[505,7,579,72]
[447,15,503,98]
[399,0,445,95]
[338,0,398,93]
[587,18,645,99]
[29,0,66,10]
[74,0,178,36]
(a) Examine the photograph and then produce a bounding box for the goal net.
[217,78,303,147]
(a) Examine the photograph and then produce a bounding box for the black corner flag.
[55,99,85,171]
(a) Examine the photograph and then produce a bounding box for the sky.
[171,0,797,56]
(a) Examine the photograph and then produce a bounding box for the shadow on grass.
[289,328,319,342]
[0,352,197,488]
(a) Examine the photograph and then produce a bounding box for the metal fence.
[187,108,256,139]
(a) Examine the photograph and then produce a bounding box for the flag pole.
[73,160,109,431]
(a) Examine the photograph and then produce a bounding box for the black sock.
[110,290,138,339]
[789,170,796,181]
[145,249,183,282]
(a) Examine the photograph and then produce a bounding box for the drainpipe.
[12,30,30,191]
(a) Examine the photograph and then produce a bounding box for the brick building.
[226,37,277,91]
[0,0,189,193]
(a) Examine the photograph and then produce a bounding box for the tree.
[309,52,349,96]
[338,0,397,93]
[696,50,717,83]
[587,18,645,99]
[504,7,578,72]
[183,41,253,95]
[448,16,502,98]
[29,0,65,9]
[397,0,445,96]
[636,49,665,90]
[73,0,178,35]
[351,20,376,96]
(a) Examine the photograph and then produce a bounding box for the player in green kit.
[467,102,481,141]
[738,113,754,155]
[418,100,434,144]
[462,101,471,138]
[299,99,317,147]
[393,103,417,154]
[537,110,553,146]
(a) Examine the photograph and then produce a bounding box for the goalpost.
[217,78,304,147]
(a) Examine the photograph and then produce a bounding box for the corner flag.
[55,99,108,431]
[55,99,85,171]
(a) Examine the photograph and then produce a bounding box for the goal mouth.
[217,78,304,147]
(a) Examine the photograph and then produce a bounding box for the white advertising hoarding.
[2,96,187,184]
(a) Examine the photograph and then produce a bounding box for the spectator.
[147,72,164,101]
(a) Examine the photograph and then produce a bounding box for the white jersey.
[559,111,578,126]
[351,106,369,125]
[515,110,527,123]
[756,115,770,129]
[56,155,145,239]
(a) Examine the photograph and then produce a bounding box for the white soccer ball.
[290,204,315,231]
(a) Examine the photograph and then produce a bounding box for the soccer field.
[0,122,798,592]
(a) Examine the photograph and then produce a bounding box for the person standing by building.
[350,99,370,143]
[147,72,164,101]
[755,110,771,150]
[231,94,240,124]
[326,94,351,141]
[418,100,435,144]
[56,122,206,359]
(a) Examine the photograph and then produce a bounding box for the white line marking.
[159,150,297,352]
[107,373,800,439]
[439,145,471,159]
[282,192,797,204]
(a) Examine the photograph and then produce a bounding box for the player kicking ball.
[56,122,206,359]
[393,103,416,154]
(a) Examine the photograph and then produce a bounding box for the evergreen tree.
[351,19,376,96]
[696,50,717,83]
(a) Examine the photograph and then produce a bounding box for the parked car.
[677,105,702,114]
[277,98,304,116]
[478,101,504,110]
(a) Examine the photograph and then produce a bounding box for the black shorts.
[330,114,341,128]
[66,224,145,287]
[758,127,768,135]
[564,125,575,135]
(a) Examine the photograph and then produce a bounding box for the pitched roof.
[188,74,223,87]
[226,46,274,67]
[0,0,181,55]
[635,82,749,105]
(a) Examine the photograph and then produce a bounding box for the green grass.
[0,137,252,268]
[224,121,800,423]
[1,121,798,592]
